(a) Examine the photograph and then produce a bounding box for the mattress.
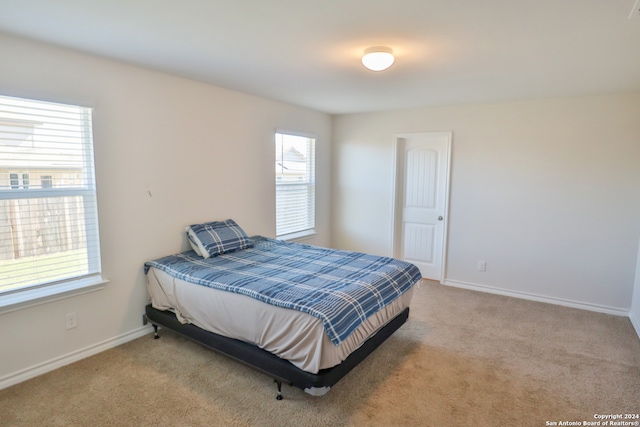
[146,266,414,374]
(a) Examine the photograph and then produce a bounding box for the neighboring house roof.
[276,146,307,174]
[0,118,80,170]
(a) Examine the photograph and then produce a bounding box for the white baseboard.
[2,284,637,392]
[0,325,154,391]
[630,312,640,341]
[443,279,630,317]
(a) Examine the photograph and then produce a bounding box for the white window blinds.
[0,95,101,294]
[275,132,315,238]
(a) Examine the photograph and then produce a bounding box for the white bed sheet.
[146,266,413,374]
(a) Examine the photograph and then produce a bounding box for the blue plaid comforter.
[144,236,422,345]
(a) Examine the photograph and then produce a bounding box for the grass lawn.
[0,249,88,292]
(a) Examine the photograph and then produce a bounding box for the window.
[0,95,103,306]
[275,132,315,239]
[9,173,19,189]
[9,172,29,189]
[41,175,52,189]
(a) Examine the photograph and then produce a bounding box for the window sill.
[0,276,109,315]
[277,229,317,242]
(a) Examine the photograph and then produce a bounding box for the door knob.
[438,216,443,221]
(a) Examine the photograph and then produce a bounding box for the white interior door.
[393,132,451,282]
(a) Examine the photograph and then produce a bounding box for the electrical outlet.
[65,312,77,329]
[477,261,486,272]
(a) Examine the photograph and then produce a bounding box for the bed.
[142,219,422,399]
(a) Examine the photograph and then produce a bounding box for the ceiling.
[0,0,639,114]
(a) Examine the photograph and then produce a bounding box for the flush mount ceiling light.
[361,46,395,71]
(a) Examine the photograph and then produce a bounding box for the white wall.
[332,94,640,314]
[1,30,638,388]
[631,238,640,339]
[0,33,331,386]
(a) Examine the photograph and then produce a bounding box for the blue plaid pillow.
[187,219,253,259]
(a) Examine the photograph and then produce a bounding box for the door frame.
[390,131,452,283]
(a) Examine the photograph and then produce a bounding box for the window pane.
[275,133,315,237]
[0,95,101,294]
[41,175,52,189]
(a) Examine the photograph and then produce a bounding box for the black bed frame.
[142,304,409,400]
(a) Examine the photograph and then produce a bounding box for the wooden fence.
[0,197,87,261]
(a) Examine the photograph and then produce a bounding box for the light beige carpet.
[1,281,639,427]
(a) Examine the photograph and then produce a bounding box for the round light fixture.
[361,46,395,71]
